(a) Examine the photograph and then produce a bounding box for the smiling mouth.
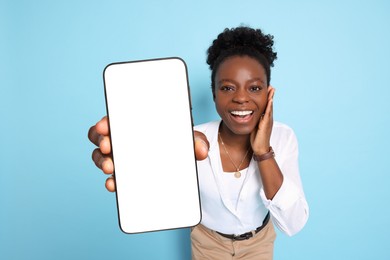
[230,110,253,117]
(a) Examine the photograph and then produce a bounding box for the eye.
[249,85,263,92]
[220,85,235,92]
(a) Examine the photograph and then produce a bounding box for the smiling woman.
[192,27,309,259]
[215,56,269,136]
[88,26,309,260]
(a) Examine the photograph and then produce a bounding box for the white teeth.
[231,110,253,116]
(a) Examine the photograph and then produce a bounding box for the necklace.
[218,132,250,178]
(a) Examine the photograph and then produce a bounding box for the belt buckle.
[234,231,253,241]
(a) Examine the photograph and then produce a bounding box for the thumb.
[194,131,209,161]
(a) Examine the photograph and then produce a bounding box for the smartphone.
[103,57,201,234]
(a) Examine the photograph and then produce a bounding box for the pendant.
[234,171,241,178]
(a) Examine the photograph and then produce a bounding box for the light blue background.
[1,0,389,259]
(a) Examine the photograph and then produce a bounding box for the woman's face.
[214,55,268,135]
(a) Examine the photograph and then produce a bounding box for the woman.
[88,26,309,259]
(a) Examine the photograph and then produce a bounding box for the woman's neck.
[219,122,251,152]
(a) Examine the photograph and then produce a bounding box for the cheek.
[214,96,227,117]
[213,93,224,107]
[214,100,223,115]
[256,94,269,114]
[262,96,268,108]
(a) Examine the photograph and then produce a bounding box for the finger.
[92,148,114,174]
[92,148,104,169]
[269,88,274,118]
[265,88,275,117]
[88,116,110,147]
[194,131,209,161]
[99,135,112,154]
[101,157,114,174]
[88,125,100,147]
[267,86,275,102]
[267,98,274,121]
[95,116,110,136]
[105,176,116,192]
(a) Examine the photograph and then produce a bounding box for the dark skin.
[88,118,209,191]
[215,55,283,199]
[88,55,283,199]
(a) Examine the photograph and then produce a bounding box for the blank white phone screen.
[103,58,201,234]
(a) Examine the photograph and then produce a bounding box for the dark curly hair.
[206,26,277,98]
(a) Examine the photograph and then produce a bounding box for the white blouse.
[195,120,309,236]
[221,168,248,211]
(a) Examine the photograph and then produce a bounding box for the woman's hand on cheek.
[250,86,275,155]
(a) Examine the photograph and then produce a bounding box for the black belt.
[216,212,270,241]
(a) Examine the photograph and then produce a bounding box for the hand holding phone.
[103,58,201,234]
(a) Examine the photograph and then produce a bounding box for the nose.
[232,88,249,104]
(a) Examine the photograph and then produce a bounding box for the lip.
[228,110,254,124]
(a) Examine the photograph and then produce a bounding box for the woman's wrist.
[253,147,274,162]
[252,144,271,155]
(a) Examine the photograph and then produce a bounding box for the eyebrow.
[217,77,266,85]
[217,79,234,85]
[248,77,266,84]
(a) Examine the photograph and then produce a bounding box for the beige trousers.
[191,220,276,260]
